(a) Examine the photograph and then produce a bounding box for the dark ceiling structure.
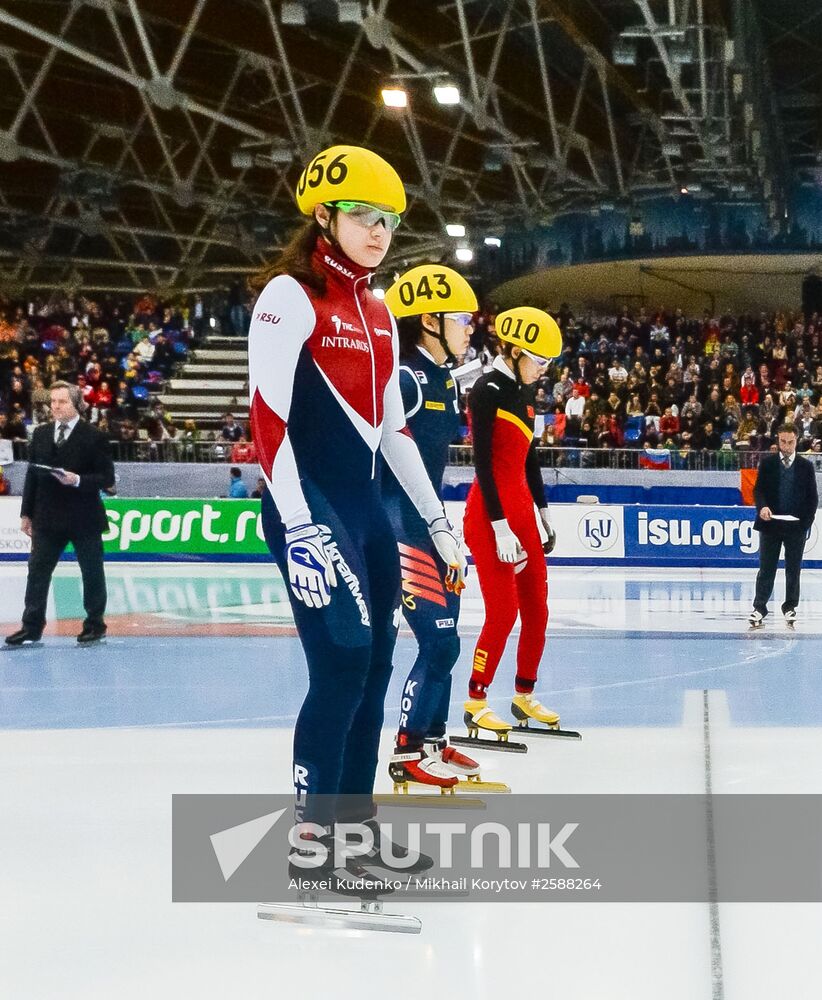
[0,0,819,294]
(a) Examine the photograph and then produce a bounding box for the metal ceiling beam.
[261,0,311,153]
[0,6,271,141]
[535,0,682,190]
[527,0,561,158]
[124,0,161,78]
[104,4,182,185]
[166,0,208,82]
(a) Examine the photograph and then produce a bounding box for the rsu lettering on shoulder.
[255,311,281,324]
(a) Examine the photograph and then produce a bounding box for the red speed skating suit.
[464,356,547,695]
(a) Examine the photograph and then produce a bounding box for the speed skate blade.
[449,734,528,754]
[257,902,421,934]
[514,724,582,740]
[374,792,485,809]
[459,778,510,793]
[3,642,44,651]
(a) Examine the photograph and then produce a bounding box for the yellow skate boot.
[511,693,560,730]
[463,699,512,741]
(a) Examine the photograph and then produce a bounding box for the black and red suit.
[464,356,548,697]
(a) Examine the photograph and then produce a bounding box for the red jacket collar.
[312,236,373,287]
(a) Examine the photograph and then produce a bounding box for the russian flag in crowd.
[639,448,671,470]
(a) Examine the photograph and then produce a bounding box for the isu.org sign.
[578,511,619,552]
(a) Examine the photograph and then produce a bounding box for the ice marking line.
[387,640,792,723]
[527,640,793,699]
[703,690,725,1000]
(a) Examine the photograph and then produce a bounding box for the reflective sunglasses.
[330,200,402,232]
[444,312,474,326]
[522,349,550,367]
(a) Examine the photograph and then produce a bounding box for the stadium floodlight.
[433,83,460,105]
[484,236,502,247]
[680,186,689,194]
[613,38,637,65]
[337,2,364,23]
[455,247,473,262]
[381,87,408,108]
[281,2,307,25]
[445,223,466,237]
[231,151,254,170]
[670,41,694,65]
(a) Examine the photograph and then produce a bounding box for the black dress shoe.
[5,628,43,647]
[77,625,107,644]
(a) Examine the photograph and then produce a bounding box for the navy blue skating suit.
[382,345,461,746]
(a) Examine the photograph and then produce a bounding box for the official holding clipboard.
[749,424,819,628]
[5,381,115,647]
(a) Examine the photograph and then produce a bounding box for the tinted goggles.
[521,349,550,367]
[331,200,402,232]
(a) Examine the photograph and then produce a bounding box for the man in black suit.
[5,381,115,646]
[750,424,819,626]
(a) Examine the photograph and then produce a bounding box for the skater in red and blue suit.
[248,146,466,832]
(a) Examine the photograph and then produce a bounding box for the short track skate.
[450,699,528,754]
[510,693,582,741]
[258,895,421,934]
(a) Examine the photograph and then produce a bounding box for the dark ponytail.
[249,218,327,295]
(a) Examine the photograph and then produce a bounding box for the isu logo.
[578,511,618,551]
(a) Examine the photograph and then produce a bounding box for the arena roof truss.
[0,0,799,294]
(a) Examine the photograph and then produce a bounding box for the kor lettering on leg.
[399,679,418,729]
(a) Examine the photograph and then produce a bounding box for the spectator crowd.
[0,288,253,458]
[463,302,822,461]
[5,288,822,469]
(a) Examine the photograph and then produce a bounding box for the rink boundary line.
[703,690,725,1000]
[6,553,822,568]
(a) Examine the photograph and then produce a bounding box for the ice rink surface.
[2,561,821,999]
